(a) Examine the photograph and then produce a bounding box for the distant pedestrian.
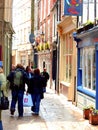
[7,64,28,117]
[0,67,8,97]
[27,68,44,115]
[25,66,34,91]
[0,67,8,122]
[41,68,49,92]
[11,64,16,71]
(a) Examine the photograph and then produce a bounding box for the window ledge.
[60,81,70,87]
[77,86,95,98]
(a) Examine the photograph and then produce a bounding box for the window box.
[83,23,94,31]
[77,21,94,34]
[77,27,84,34]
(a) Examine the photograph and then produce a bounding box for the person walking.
[25,66,34,91]
[0,67,8,124]
[27,68,44,115]
[0,67,8,97]
[41,68,50,92]
[7,64,28,117]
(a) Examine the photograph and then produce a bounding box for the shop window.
[82,48,96,91]
[64,33,73,82]
[43,61,45,68]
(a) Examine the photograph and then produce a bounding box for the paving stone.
[1,88,98,130]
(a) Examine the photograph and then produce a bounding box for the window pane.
[69,55,72,81]
[87,52,91,88]
[83,48,95,91]
[66,56,68,80]
[80,49,83,68]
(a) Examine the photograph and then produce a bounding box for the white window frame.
[82,47,96,91]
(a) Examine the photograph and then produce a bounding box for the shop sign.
[0,61,3,67]
[29,33,35,43]
[64,0,83,16]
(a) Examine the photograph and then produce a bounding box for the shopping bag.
[23,93,33,107]
[0,91,9,110]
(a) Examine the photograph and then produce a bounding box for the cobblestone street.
[2,88,98,130]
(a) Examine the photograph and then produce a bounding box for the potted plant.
[89,109,98,125]
[83,105,94,119]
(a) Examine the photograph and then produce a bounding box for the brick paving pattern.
[2,88,98,130]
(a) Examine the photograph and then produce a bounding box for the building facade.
[74,0,98,109]
[0,0,14,76]
[34,0,56,88]
[12,0,33,67]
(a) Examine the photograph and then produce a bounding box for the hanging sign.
[0,61,3,67]
[64,0,83,16]
[29,33,35,43]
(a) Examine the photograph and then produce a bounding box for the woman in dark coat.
[28,68,44,115]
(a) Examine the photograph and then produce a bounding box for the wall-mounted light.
[40,32,44,41]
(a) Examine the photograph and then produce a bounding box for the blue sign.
[0,61,3,67]
[29,33,35,43]
[64,0,83,16]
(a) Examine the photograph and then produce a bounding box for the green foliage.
[83,105,94,110]
[92,109,98,115]
[37,45,40,51]
[82,20,94,26]
[45,42,50,50]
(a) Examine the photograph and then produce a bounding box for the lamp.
[40,32,44,42]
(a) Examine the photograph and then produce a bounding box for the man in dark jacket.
[7,64,28,117]
[41,68,49,92]
[28,68,44,115]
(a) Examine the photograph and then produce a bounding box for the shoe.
[10,109,15,115]
[31,106,35,112]
[34,112,39,115]
[18,115,23,119]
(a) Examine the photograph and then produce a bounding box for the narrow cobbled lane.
[2,88,98,130]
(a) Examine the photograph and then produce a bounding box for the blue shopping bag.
[23,93,33,107]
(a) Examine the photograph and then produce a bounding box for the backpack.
[13,70,23,87]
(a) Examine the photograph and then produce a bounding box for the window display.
[81,48,96,91]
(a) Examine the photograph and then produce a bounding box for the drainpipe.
[56,0,61,94]
[95,43,98,109]
[94,0,96,25]
[0,82,3,130]
[0,20,3,130]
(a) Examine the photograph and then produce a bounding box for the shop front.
[75,26,98,109]
[57,16,77,101]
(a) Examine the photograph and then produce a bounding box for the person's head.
[43,68,46,72]
[26,66,31,72]
[16,63,23,69]
[12,64,16,70]
[34,68,40,75]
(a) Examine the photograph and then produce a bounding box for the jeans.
[10,90,24,116]
[31,94,41,114]
[43,87,46,93]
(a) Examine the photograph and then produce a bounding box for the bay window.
[81,47,96,91]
